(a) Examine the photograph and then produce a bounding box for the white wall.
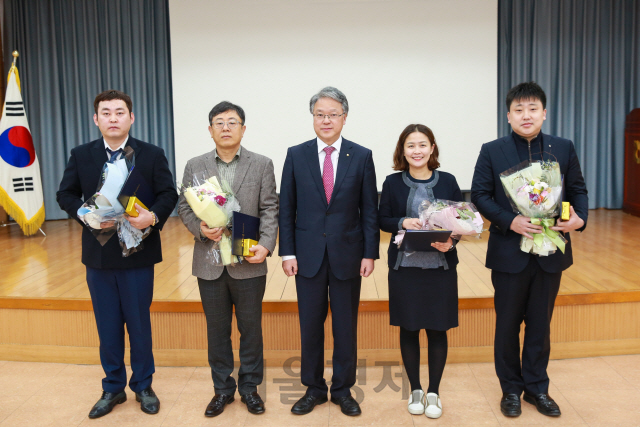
[170,0,497,190]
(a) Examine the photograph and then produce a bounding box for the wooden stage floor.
[1,208,639,303]
[2,208,640,366]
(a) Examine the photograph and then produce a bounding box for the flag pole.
[0,50,46,236]
[8,51,20,91]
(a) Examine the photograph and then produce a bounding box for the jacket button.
[323,233,326,237]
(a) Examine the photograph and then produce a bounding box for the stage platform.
[1,209,639,366]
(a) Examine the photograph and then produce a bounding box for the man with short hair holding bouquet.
[177,101,278,418]
[471,82,588,418]
[57,90,178,419]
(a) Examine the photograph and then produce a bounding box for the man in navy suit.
[471,82,588,418]
[57,90,178,419]
[279,87,379,416]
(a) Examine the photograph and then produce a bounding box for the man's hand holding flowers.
[510,215,544,240]
[100,220,116,229]
[200,221,224,242]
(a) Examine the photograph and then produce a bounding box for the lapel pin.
[346,154,349,157]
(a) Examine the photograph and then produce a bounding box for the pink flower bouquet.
[419,200,484,237]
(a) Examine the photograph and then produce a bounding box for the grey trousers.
[198,269,266,395]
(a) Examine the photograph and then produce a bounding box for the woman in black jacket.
[378,124,463,419]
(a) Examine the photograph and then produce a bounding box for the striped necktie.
[106,148,123,163]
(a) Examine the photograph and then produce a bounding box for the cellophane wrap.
[181,175,241,266]
[499,160,567,256]
[419,199,484,238]
[393,199,484,250]
[76,157,151,257]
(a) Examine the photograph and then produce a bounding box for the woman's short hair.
[392,124,440,171]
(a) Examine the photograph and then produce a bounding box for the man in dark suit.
[57,90,178,419]
[279,87,379,417]
[471,82,588,418]
[178,101,278,417]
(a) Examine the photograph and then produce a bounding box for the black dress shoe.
[135,386,160,414]
[291,393,328,415]
[330,395,362,416]
[88,391,127,419]
[205,393,235,417]
[523,392,561,417]
[500,393,522,417]
[241,391,265,414]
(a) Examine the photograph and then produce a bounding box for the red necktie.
[322,146,336,203]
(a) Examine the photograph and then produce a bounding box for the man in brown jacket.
[178,101,278,418]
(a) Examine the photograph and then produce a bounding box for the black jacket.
[57,137,178,269]
[378,170,463,269]
[470,133,588,274]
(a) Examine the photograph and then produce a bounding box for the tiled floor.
[0,355,639,426]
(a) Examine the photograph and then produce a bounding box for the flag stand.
[0,221,46,236]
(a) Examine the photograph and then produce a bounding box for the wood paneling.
[1,301,639,365]
[2,340,640,367]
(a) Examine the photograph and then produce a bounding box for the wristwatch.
[150,211,158,227]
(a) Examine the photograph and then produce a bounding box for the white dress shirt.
[282,136,343,262]
[104,136,129,160]
[317,136,342,184]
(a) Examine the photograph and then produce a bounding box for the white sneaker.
[425,392,442,418]
[407,389,425,415]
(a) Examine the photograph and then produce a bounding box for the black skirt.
[388,266,459,331]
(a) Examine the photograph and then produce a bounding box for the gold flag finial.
[9,50,20,90]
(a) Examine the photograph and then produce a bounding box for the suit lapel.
[232,148,252,194]
[328,138,354,209]
[201,151,219,184]
[90,139,108,170]
[500,135,521,172]
[127,137,141,164]
[304,139,327,207]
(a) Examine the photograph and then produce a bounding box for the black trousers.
[492,256,562,395]
[295,253,361,398]
[198,269,266,396]
[86,266,155,394]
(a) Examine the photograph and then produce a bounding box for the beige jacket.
[178,147,278,280]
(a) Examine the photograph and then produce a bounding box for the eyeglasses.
[212,120,243,129]
[313,113,345,121]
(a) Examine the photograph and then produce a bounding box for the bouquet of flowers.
[182,175,241,265]
[499,159,566,256]
[393,199,484,248]
[419,199,484,237]
[77,157,150,257]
